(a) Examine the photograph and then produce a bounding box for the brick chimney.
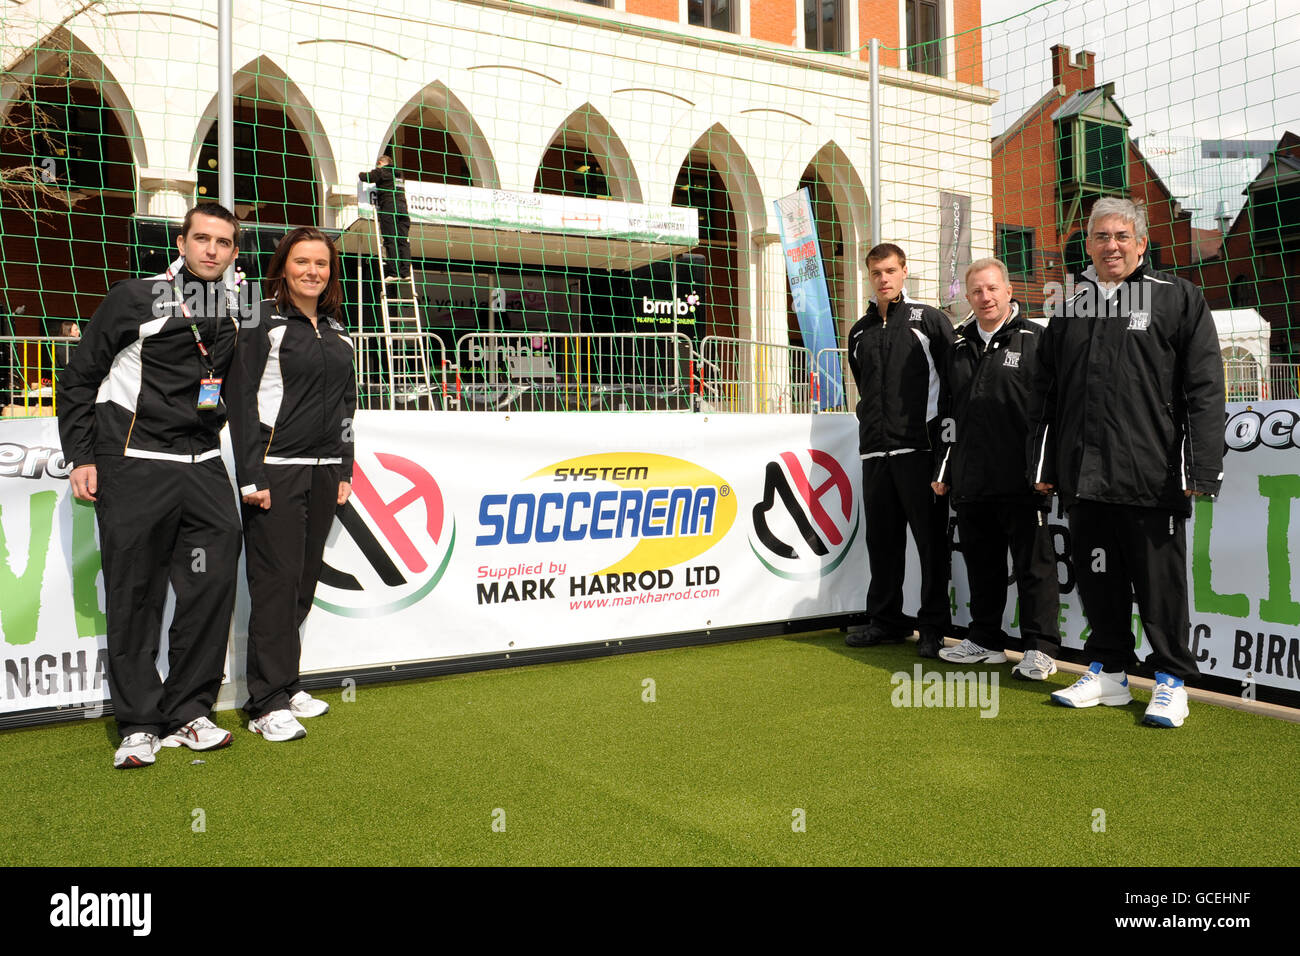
[1051,44,1096,91]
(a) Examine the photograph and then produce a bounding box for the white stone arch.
[380,80,500,190]
[0,28,147,173]
[668,123,768,345]
[799,140,871,329]
[191,55,337,216]
[672,122,766,241]
[534,102,642,203]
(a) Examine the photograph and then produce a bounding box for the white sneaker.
[249,709,307,742]
[938,638,1007,664]
[1012,649,1059,681]
[161,715,233,751]
[1143,673,1189,728]
[1050,662,1132,707]
[289,691,329,718]
[113,732,160,769]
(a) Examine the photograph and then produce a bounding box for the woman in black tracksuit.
[229,227,356,742]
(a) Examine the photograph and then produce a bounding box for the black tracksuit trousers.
[241,463,339,718]
[1069,500,1200,682]
[862,452,951,634]
[378,210,411,278]
[94,456,241,738]
[955,499,1061,653]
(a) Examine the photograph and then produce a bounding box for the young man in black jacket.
[58,203,244,768]
[932,258,1061,679]
[846,243,954,657]
[1028,198,1225,727]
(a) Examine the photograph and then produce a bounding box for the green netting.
[1,0,1296,416]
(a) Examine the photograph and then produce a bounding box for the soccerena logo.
[749,449,859,579]
[0,444,71,480]
[314,451,454,618]
[1224,406,1300,452]
[475,452,737,574]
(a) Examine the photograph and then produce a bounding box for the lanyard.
[165,261,230,377]
[172,278,216,376]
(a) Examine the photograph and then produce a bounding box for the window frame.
[803,0,846,53]
[687,0,737,33]
[905,0,944,77]
[996,225,1035,279]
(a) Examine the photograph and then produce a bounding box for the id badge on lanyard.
[173,277,224,409]
[197,377,222,408]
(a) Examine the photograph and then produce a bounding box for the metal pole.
[869,38,882,248]
[670,256,680,392]
[218,0,235,281]
[218,0,234,211]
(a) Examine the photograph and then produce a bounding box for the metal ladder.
[369,218,432,409]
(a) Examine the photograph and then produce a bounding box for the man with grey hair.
[933,257,1061,679]
[1028,198,1224,727]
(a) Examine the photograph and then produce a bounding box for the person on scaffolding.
[359,154,412,283]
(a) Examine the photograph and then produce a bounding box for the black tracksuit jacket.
[846,293,955,455]
[934,302,1045,504]
[58,264,239,465]
[226,300,356,496]
[359,165,409,218]
[1026,261,1225,515]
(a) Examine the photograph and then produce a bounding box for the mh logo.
[314,452,454,617]
[749,449,859,579]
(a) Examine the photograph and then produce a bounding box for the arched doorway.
[194,98,318,228]
[534,105,640,203]
[672,157,739,342]
[0,58,136,330]
[784,164,846,349]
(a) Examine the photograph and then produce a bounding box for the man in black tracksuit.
[359,155,411,280]
[932,258,1061,680]
[846,243,954,657]
[58,204,244,768]
[1028,198,1224,728]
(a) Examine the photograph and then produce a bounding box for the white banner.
[302,413,866,668]
[357,179,699,246]
[2,404,1297,720]
[950,401,1300,696]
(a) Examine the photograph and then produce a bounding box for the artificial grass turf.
[2,630,1297,867]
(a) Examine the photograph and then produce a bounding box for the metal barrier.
[453,331,698,412]
[1263,363,1300,402]
[6,334,1299,420]
[353,331,448,411]
[698,335,814,413]
[814,347,858,413]
[0,336,76,418]
[1223,360,1300,402]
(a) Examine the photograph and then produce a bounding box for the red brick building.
[621,0,984,84]
[992,44,1198,315]
[1185,132,1300,372]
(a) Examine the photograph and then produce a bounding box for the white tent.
[1214,308,1270,400]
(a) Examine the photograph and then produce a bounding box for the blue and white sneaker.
[1050,662,1133,708]
[1143,673,1189,728]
